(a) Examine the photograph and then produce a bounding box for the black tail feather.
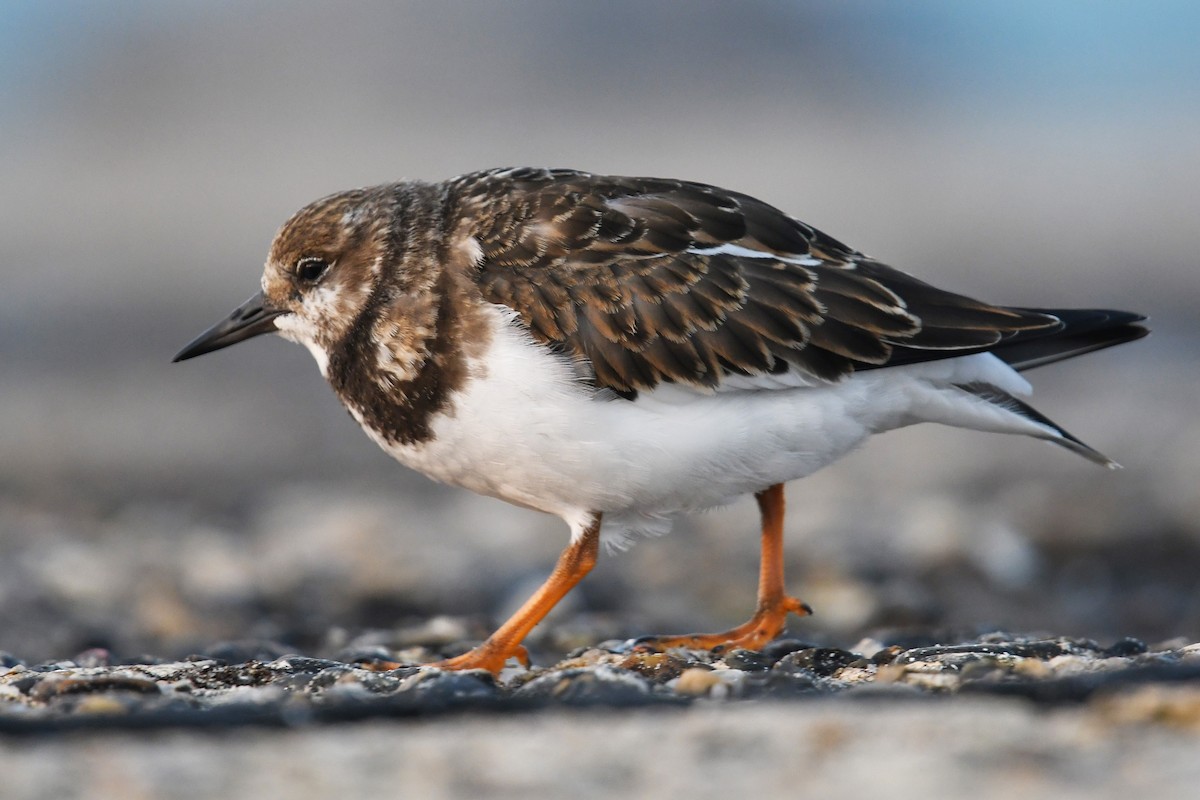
[993,308,1149,371]
[874,307,1147,371]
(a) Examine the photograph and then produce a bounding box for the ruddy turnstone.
[175,167,1147,673]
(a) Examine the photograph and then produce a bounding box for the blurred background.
[1,0,1197,663]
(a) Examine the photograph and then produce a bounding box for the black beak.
[172,290,285,362]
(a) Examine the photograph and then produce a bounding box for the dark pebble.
[0,652,25,669]
[770,652,810,678]
[269,656,344,674]
[754,668,819,697]
[307,666,358,691]
[896,641,1067,664]
[760,639,816,664]
[722,649,772,672]
[275,672,322,693]
[1018,640,1082,659]
[351,672,408,695]
[516,668,654,706]
[415,671,497,702]
[870,646,905,665]
[1104,637,1148,657]
[182,661,280,691]
[778,648,858,677]
[8,675,41,694]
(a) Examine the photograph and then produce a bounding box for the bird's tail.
[991,308,1148,372]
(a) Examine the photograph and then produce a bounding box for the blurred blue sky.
[4,1,1198,121]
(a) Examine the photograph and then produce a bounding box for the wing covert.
[448,168,1058,393]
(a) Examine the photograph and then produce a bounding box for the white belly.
[354,306,1035,547]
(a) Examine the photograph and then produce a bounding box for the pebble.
[516,666,656,706]
[618,651,690,682]
[757,668,819,697]
[1104,637,1149,657]
[721,649,773,672]
[759,639,815,663]
[412,670,498,702]
[776,648,859,677]
[673,667,723,696]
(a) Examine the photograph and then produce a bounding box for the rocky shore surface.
[4,629,1200,729]
[3,629,1199,799]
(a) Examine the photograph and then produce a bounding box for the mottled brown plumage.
[450,168,1060,392]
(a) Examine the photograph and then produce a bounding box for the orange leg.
[638,483,811,653]
[433,514,602,674]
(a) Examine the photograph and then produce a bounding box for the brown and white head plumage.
[260,181,494,445]
[263,186,400,363]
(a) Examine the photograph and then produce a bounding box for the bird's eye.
[296,257,330,284]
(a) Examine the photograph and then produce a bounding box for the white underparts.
[347,303,1059,549]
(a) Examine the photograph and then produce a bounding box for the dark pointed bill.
[172,290,286,362]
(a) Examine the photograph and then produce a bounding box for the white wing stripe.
[687,242,823,267]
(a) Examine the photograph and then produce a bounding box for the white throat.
[274,314,331,376]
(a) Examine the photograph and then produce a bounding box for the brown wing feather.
[449,168,1059,394]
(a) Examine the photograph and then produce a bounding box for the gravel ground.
[3,632,1200,799]
[4,631,1199,724]
[2,636,1199,800]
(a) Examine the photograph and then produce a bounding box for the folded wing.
[449,168,1132,395]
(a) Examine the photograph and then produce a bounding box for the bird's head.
[173,187,397,372]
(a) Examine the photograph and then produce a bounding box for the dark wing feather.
[448,168,1062,394]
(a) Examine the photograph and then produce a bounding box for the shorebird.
[175,167,1147,673]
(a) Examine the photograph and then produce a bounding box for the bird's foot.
[633,596,812,654]
[431,641,530,674]
[354,642,531,675]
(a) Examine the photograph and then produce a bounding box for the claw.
[634,593,812,654]
[432,642,530,674]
